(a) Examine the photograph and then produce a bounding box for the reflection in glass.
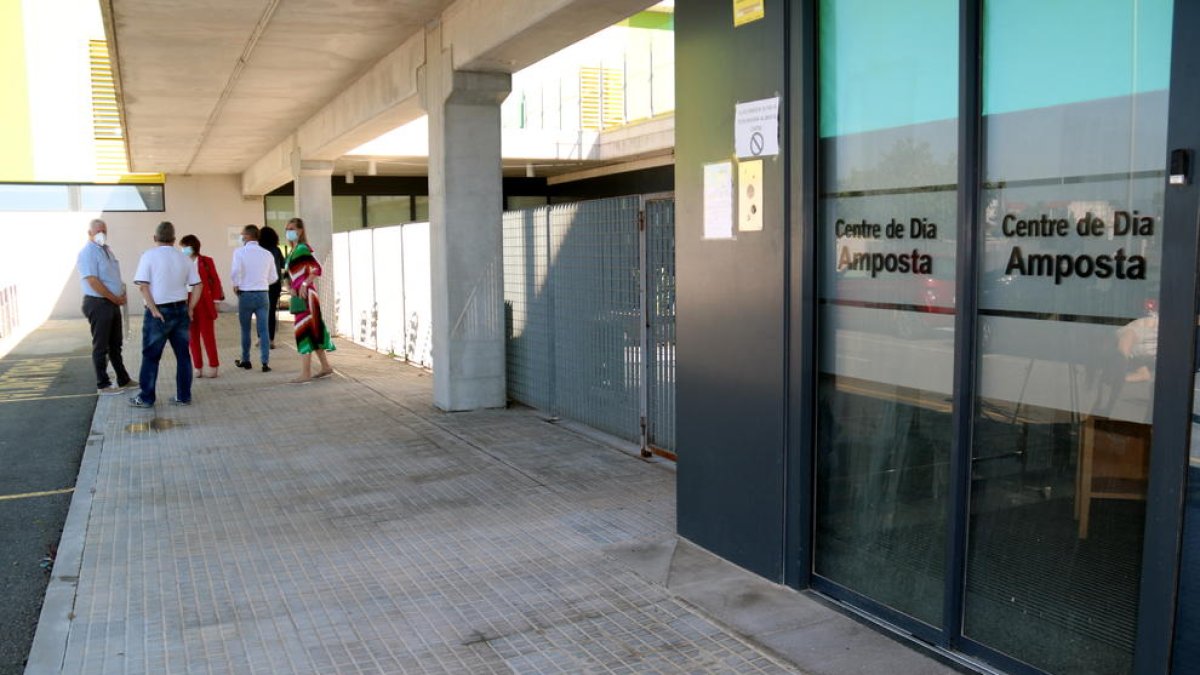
[264,195,294,232]
[366,195,413,227]
[80,184,165,211]
[333,196,363,233]
[964,2,1170,673]
[813,0,957,626]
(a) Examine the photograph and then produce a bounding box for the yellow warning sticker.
[734,0,765,27]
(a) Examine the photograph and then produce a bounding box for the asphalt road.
[0,320,99,674]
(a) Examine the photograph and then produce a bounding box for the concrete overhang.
[102,0,658,195]
[335,114,675,180]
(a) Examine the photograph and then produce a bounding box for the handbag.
[288,293,308,313]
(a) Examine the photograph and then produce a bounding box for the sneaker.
[261,364,271,373]
[97,384,122,396]
[128,395,153,408]
[118,379,139,390]
[169,396,191,406]
[235,360,252,370]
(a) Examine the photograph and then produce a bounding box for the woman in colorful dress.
[180,234,225,378]
[284,217,334,382]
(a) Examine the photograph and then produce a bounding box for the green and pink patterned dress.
[286,243,335,355]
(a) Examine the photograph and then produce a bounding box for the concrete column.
[291,157,334,266]
[292,157,335,332]
[423,42,512,411]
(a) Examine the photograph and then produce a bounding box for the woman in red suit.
[180,234,225,378]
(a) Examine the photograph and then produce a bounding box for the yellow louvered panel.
[601,69,625,130]
[94,139,129,183]
[89,40,129,177]
[579,67,603,131]
[579,66,626,132]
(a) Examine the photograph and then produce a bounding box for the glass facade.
[810,1,1177,672]
[0,182,164,212]
[366,195,413,227]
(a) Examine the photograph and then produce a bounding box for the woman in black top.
[259,225,287,348]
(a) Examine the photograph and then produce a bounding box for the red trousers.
[189,312,219,368]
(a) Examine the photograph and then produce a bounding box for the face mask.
[285,230,299,243]
[93,232,107,246]
[181,246,194,257]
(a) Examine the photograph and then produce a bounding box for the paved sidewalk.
[27,315,796,674]
[27,315,961,675]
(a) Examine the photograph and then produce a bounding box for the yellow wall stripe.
[0,0,34,180]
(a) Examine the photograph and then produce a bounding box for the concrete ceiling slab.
[105,0,452,174]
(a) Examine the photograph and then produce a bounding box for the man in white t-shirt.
[129,221,202,407]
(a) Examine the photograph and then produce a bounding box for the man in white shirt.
[230,224,279,372]
[129,221,202,407]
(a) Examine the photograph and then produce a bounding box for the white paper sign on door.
[735,97,780,159]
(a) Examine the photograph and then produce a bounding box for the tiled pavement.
[30,315,801,674]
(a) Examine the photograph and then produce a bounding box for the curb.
[24,413,106,675]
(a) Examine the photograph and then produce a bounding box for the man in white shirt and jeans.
[129,221,202,407]
[230,224,279,372]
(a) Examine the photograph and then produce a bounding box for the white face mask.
[285,229,299,243]
[181,246,194,257]
[93,232,107,246]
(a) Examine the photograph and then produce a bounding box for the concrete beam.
[241,0,657,196]
[242,33,426,196]
[443,0,658,73]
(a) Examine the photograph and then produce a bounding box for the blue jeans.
[138,302,192,404]
[238,290,270,365]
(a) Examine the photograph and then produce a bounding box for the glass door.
[813,0,959,630]
[963,2,1171,673]
[810,0,1182,672]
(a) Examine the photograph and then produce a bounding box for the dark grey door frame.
[1136,1,1200,672]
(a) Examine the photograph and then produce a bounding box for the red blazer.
[194,255,224,320]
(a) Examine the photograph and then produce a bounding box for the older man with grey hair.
[77,218,135,395]
[129,221,201,407]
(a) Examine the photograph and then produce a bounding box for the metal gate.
[502,195,675,456]
[644,199,675,456]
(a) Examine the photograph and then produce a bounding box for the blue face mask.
[285,230,299,243]
[181,246,194,257]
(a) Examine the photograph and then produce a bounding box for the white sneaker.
[97,384,123,396]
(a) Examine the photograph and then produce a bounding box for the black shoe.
[235,360,252,370]
[261,364,271,373]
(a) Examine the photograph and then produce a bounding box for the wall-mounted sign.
[735,97,780,159]
[733,0,765,27]
[227,225,244,248]
[738,160,763,232]
[703,161,734,240]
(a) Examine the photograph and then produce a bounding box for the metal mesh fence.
[549,197,643,441]
[503,196,676,454]
[503,207,553,411]
[645,199,676,453]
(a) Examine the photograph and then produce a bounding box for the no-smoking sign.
[735,96,780,159]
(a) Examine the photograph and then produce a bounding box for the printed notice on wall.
[228,226,244,248]
[735,97,780,159]
[733,0,765,26]
[703,161,734,240]
[738,160,763,232]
